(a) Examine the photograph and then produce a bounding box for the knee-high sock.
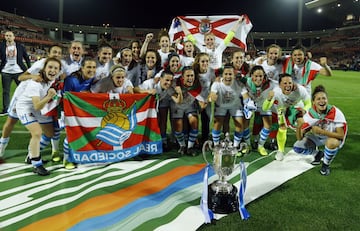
[233,131,243,148]
[174,131,186,147]
[212,129,221,145]
[51,128,61,152]
[258,127,270,146]
[243,128,251,146]
[40,134,51,151]
[0,137,10,156]
[276,128,287,152]
[323,146,339,166]
[63,138,69,161]
[188,129,198,148]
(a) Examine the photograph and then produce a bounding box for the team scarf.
[169,15,253,51]
[282,57,320,86]
[243,77,271,97]
[302,104,348,145]
[63,92,162,164]
[176,76,204,101]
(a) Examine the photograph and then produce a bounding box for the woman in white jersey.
[0,45,64,163]
[140,68,182,150]
[262,73,311,161]
[239,65,276,156]
[293,85,347,176]
[209,64,247,149]
[16,57,61,176]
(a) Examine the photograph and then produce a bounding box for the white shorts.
[214,106,243,117]
[7,97,18,119]
[17,108,53,125]
[306,133,345,149]
[171,101,198,119]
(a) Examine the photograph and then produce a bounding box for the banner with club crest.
[63,92,162,164]
[168,15,253,51]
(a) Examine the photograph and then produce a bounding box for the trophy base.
[208,184,239,214]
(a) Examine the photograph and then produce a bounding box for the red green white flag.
[63,92,162,164]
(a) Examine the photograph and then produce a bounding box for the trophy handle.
[202,140,213,165]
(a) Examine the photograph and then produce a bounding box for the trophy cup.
[202,133,246,214]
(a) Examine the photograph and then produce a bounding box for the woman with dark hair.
[262,73,311,161]
[15,57,61,176]
[62,57,97,169]
[283,44,332,94]
[171,66,201,156]
[293,85,347,176]
[209,64,247,149]
[239,65,275,156]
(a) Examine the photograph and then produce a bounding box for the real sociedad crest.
[199,18,212,34]
[96,97,137,147]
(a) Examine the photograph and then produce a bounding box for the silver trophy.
[202,133,246,214]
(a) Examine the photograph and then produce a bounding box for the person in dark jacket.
[0,30,31,115]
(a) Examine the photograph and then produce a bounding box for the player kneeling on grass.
[293,85,347,176]
[15,57,62,176]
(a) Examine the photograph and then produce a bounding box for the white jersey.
[180,55,194,67]
[110,79,133,94]
[198,69,216,101]
[95,61,112,81]
[197,43,227,69]
[63,56,82,76]
[174,87,197,110]
[140,78,175,107]
[244,79,275,106]
[292,61,321,94]
[302,106,347,148]
[210,78,245,108]
[158,49,171,66]
[254,58,282,85]
[12,80,30,101]
[272,84,310,112]
[7,80,31,117]
[16,80,54,112]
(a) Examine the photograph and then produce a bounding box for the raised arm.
[318,57,332,76]
[262,90,275,111]
[177,17,197,45]
[140,33,154,58]
[223,16,244,46]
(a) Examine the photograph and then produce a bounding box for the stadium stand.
[0,9,359,69]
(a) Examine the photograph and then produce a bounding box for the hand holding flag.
[169,15,253,51]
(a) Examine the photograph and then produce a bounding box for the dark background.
[1,0,359,31]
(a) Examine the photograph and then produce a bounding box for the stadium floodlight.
[305,0,337,9]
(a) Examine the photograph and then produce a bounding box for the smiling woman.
[293,84,348,176]
[13,57,62,176]
[262,73,311,160]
